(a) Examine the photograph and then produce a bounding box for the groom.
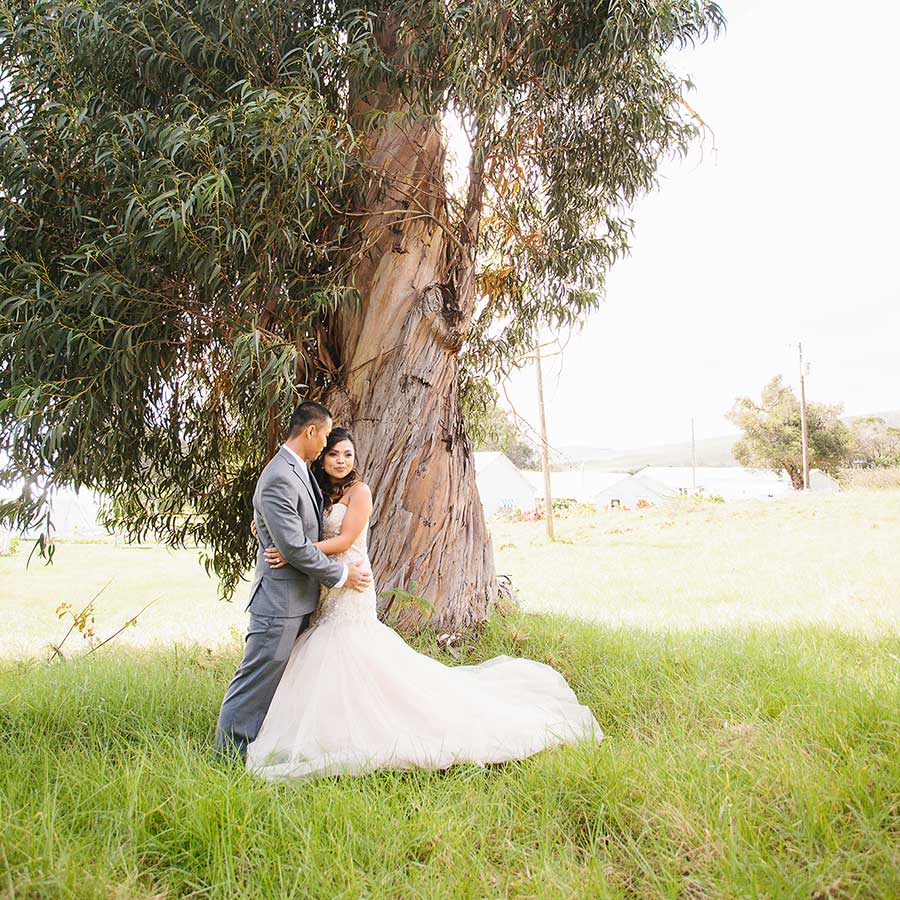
[214,400,372,759]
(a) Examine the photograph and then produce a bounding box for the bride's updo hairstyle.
[311,427,362,512]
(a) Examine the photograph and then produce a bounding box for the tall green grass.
[2,612,899,899]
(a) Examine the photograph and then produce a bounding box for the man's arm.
[258,472,345,588]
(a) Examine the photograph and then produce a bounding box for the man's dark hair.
[288,401,332,436]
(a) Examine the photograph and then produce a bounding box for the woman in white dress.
[246,428,602,780]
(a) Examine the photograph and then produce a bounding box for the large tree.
[0,0,723,629]
[728,376,853,489]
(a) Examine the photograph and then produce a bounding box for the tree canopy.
[1,0,724,602]
[727,376,853,488]
[849,417,900,469]
[474,406,540,470]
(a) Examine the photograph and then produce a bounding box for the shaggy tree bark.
[324,60,494,631]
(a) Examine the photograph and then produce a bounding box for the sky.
[498,0,900,452]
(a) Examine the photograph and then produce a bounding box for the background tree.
[474,407,540,470]
[727,376,853,489]
[848,417,900,469]
[0,0,723,630]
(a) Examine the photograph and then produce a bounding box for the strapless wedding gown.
[246,504,602,780]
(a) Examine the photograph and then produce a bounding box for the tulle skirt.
[246,616,602,780]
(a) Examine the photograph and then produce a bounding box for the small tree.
[727,376,852,489]
[849,417,900,469]
[475,407,540,471]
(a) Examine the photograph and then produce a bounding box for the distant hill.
[553,445,616,462]
[557,408,900,472]
[559,434,739,472]
[848,409,900,427]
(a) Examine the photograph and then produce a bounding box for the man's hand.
[264,546,288,569]
[264,547,371,591]
[345,561,373,592]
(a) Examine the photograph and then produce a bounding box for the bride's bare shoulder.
[346,481,372,502]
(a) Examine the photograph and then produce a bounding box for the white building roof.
[521,469,631,502]
[474,452,539,515]
[809,470,841,492]
[594,473,676,507]
[638,466,793,501]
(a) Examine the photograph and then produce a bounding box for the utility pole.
[798,342,811,490]
[534,339,555,541]
[691,417,697,492]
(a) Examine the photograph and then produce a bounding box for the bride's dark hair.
[311,427,362,512]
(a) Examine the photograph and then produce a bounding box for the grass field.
[3,490,899,659]
[2,618,899,899]
[0,540,251,660]
[1,491,899,898]
[490,490,900,631]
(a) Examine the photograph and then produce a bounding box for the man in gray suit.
[214,401,372,759]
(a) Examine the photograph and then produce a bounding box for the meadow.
[4,490,899,659]
[490,490,900,631]
[1,490,899,898]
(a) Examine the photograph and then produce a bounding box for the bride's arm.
[264,483,372,567]
[315,483,372,554]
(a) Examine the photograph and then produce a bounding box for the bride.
[246,428,602,780]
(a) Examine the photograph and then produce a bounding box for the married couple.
[215,401,602,779]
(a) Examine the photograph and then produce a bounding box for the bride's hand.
[264,546,288,569]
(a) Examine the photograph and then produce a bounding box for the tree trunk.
[325,65,495,633]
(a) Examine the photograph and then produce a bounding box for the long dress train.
[246,504,602,780]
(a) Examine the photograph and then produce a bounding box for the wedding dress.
[246,504,602,780]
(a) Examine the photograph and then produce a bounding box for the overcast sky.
[499,0,900,451]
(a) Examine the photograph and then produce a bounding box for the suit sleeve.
[258,472,345,588]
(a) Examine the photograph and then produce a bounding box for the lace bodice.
[322,503,369,564]
[314,504,378,626]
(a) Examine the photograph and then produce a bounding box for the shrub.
[839,467,900,491]
[551,498,597,518]
[492,506,525,523]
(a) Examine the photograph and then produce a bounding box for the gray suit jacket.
[247,447,345,618]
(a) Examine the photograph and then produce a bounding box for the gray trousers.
[214,612,312,758]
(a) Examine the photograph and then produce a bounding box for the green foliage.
[491,505,525,523]
[849,416,900,469]
[0,0,725,593]
[0,0,368,592]
[473,404,540,469]
[552,497,597,517]
[378,580,434,629]
[727,376,853,489]
[692,491,725,503]
[2,619,899,897]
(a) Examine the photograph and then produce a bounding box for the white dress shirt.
[281,444,348,589]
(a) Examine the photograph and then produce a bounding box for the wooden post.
[799,342,810,490]
[691,417,697,492]
[535,340,555,541]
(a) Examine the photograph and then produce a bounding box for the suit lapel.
[279,447,320,524]
[306,467,325,532]
[309,472,324,512]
